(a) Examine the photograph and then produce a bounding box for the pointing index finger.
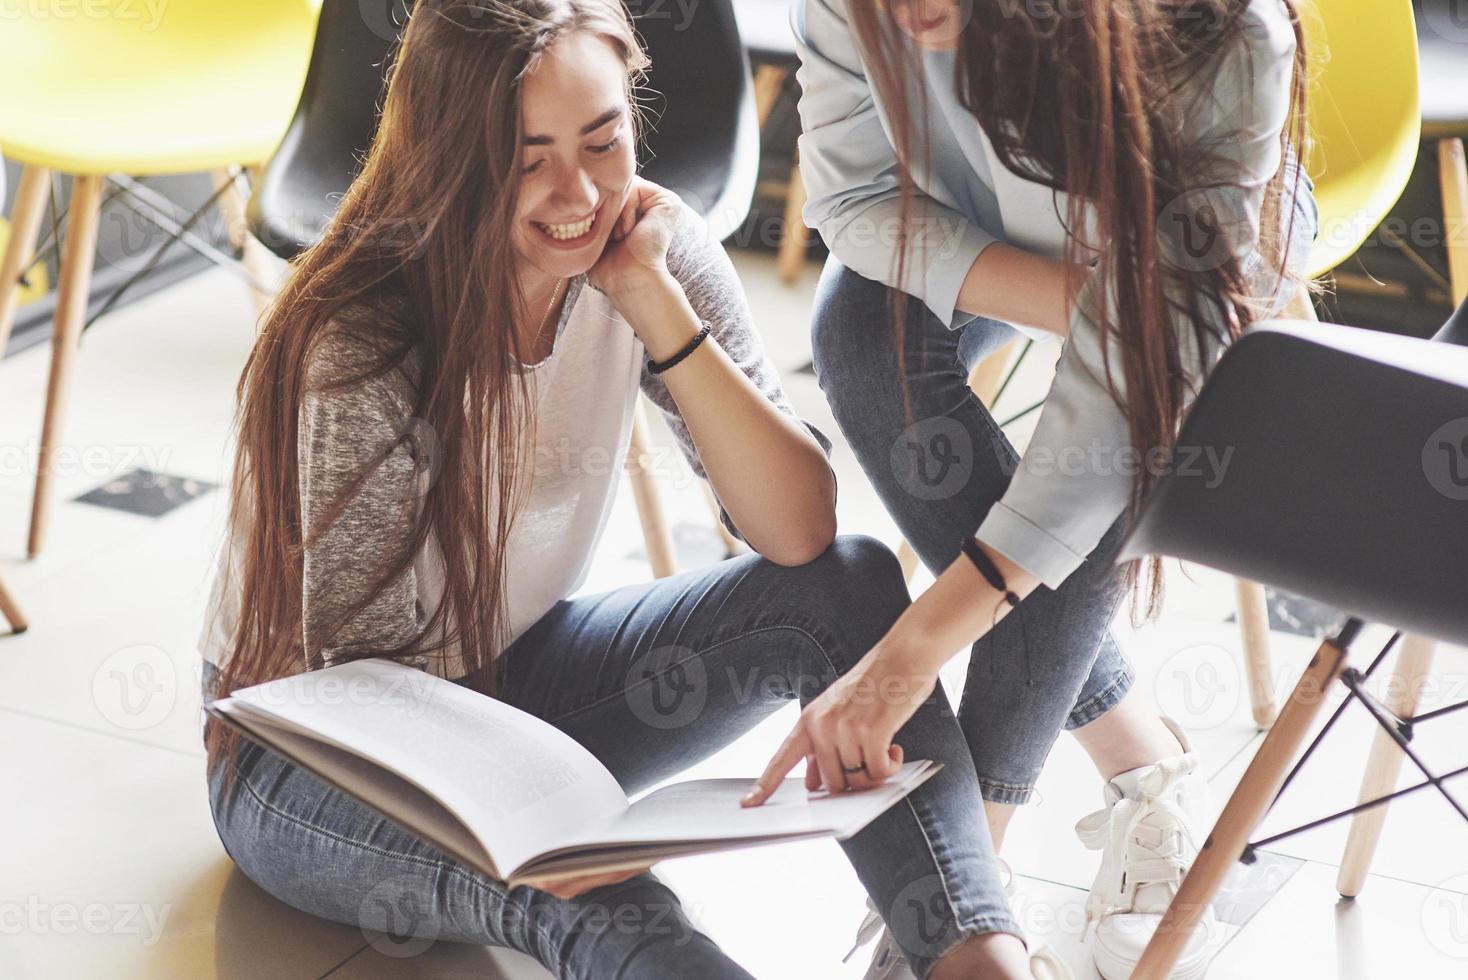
[741,726,811,807]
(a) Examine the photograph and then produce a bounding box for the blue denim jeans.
[203,536,1022,979]
[811,266,1138,806]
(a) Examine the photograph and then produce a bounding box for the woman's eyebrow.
[523,106,624,146]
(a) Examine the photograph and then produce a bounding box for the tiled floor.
[2,250,1466,978]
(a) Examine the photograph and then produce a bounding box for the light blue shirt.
[792,0,1302,587]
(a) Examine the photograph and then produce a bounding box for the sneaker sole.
[1094,942,1210,980]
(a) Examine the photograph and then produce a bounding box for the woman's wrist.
[605,269,700,359]
[958,243,1074,337]
[878,544,1035,677]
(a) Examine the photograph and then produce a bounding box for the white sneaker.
[848,859,1071,978]
[1028,944,1076,979]
[1075,716,1218,980]
[848,916,914,980]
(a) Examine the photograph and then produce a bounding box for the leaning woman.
[753,0,1317,977]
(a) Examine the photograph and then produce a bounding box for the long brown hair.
[203,0,648,788]
[849,0,1310,616]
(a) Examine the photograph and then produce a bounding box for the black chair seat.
[632,0,758,240]
[1119,304,1468,647]
[248,0,402,260]
[251,0,757,260]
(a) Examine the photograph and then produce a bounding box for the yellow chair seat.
[0,0,319,176]
[1296,0,1421,280]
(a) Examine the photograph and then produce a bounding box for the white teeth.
[538,214,595,240]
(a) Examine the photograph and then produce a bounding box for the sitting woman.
[197,1,1054,977]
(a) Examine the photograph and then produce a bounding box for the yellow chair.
[0,0,320,557]
[1295,0,1422,279]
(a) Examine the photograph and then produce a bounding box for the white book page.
[225,659,628,875]
[211,701,500,877]
[547,761,938,854]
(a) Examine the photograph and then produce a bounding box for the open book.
[204,658,940,887]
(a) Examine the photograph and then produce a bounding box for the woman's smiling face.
[511,30,637,281]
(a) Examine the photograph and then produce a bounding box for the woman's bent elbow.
[760,513,838,567]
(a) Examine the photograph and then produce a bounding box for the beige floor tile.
[0,710,366,978]
[1207,859,1468,978]
[0,486,224,755]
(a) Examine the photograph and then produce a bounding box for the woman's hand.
[521,864,654,901]
[588,177,680,303]
[740,644,938,806]
[741,540,1042,807]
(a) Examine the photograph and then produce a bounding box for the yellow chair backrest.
[3,0,318,79]
[1295,0,1422,278]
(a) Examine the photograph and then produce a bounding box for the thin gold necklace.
[529,277,566,357]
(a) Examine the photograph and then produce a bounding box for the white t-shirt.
[197,204,831,680]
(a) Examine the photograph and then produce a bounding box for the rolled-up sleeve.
[791,0,997,328]
[976,0,1303,588]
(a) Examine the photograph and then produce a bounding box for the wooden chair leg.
[27,174,105,559]
[700,482,741,558]
[777,155,809,284]
[0,165,53,357]
[626,398,677,579]
[751,64,788,129]
[966,337,1023,407]
[1336,633,1436,898]
[1441,137,1468,305]
[0,571,27,633]
[1235,577,1278,729]
[895,539,921,584]
[1133,634,1352,980]
[211,167,275,319]
[753,64,812,285]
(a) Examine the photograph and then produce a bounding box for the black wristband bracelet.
[648,323,712,375]
[961,535,1021,608]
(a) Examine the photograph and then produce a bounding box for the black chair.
[1120,296,1468,978]
[631,0,758,240]
[246,0,402,258]
[248,0,758,258]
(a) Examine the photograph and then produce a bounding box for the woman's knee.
[781,534,911,655]
[809,260,892,397]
